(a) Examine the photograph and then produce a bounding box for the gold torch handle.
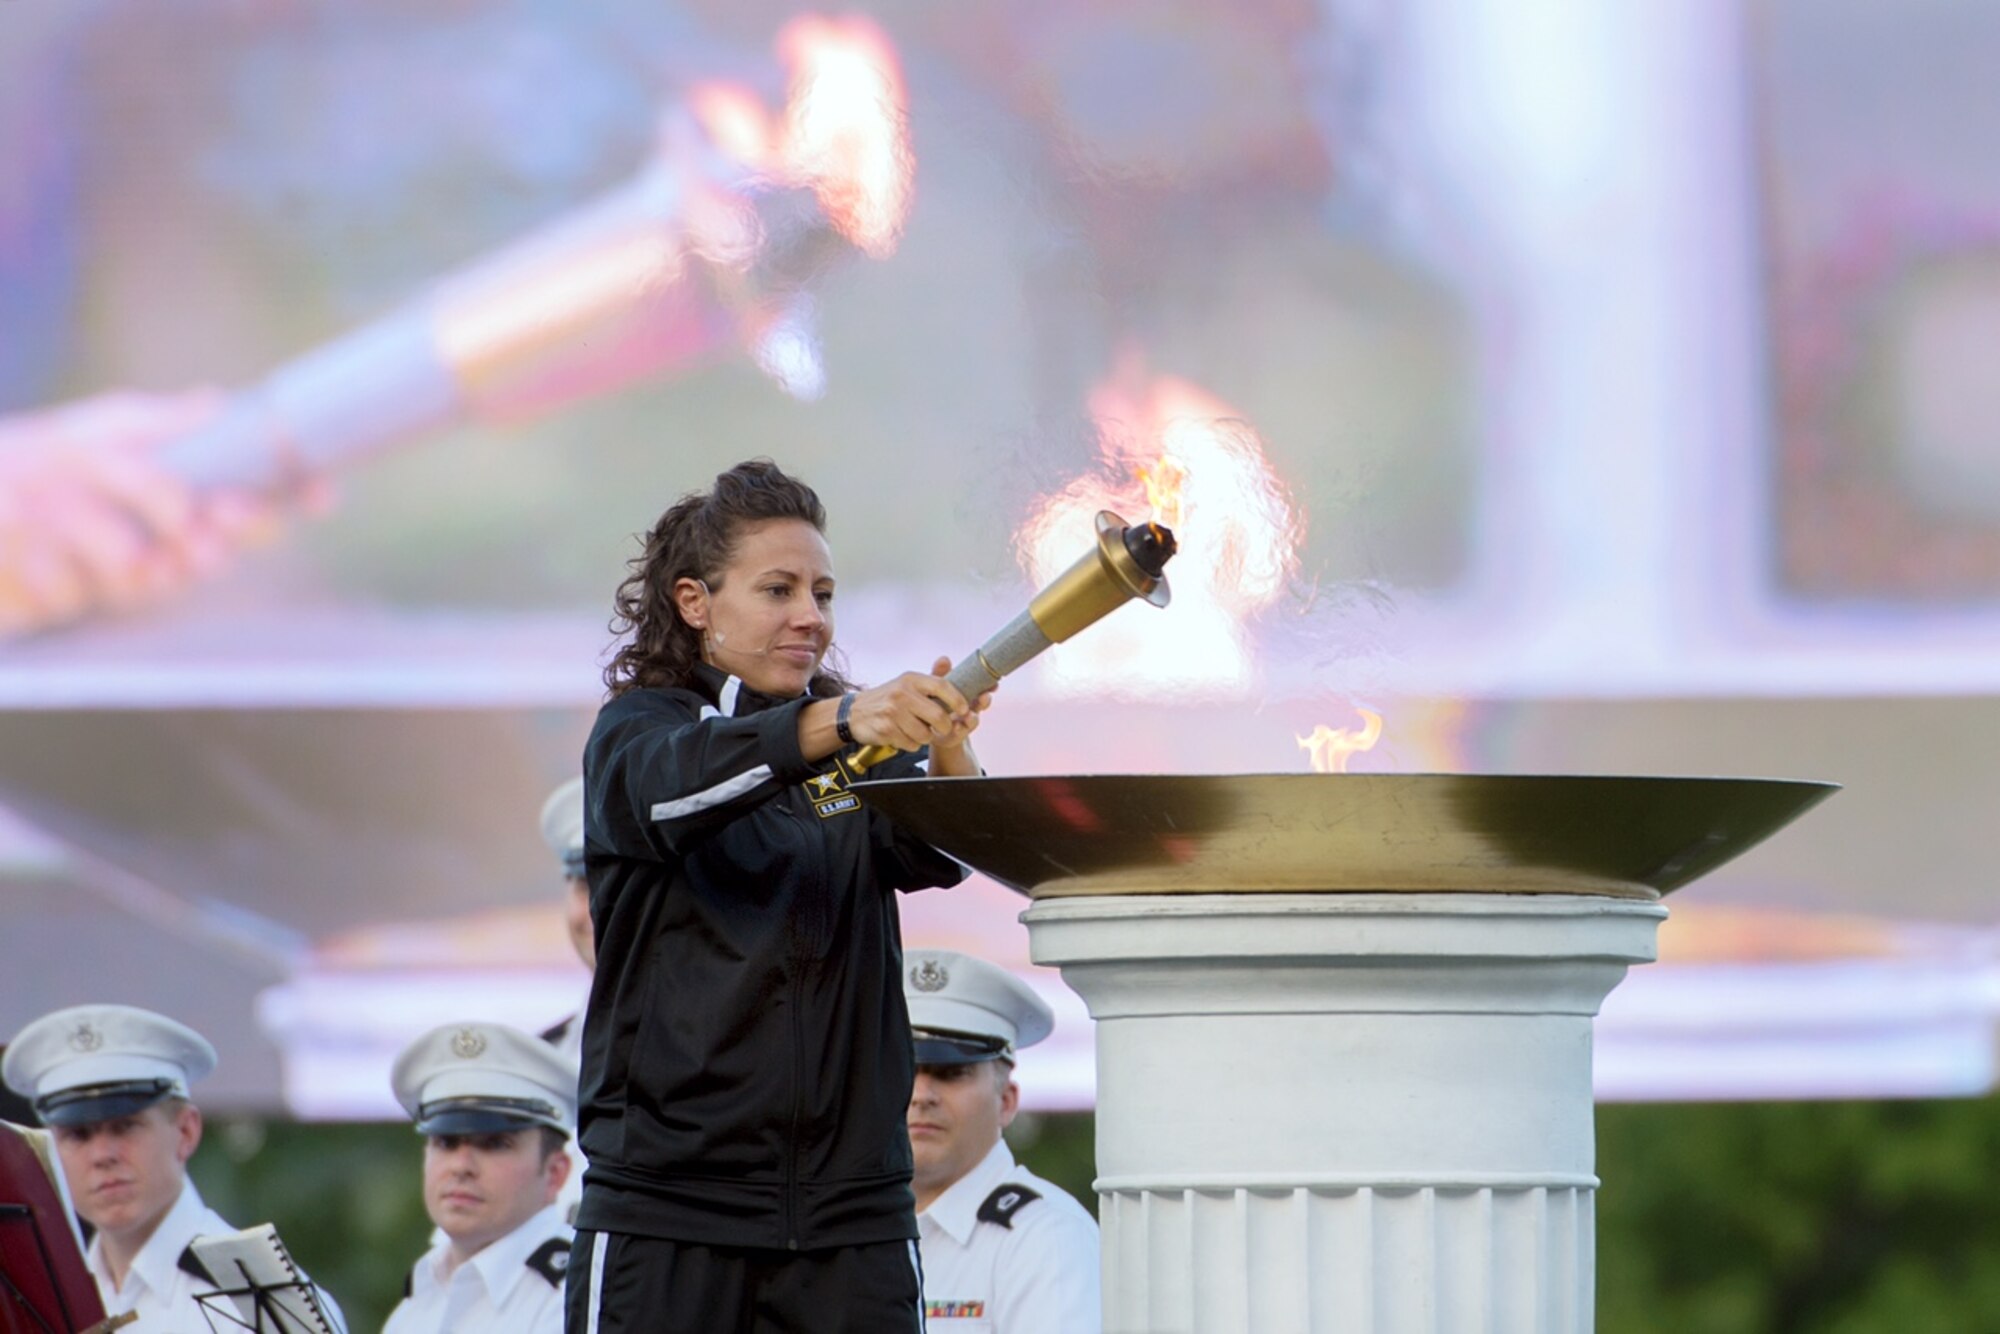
[848,511,1175,771]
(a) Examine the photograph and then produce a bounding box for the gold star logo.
[809,772,843,798]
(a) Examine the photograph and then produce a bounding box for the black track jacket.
[574,663,968,1251]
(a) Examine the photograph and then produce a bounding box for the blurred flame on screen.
[1297,709,1384,773]
[687,15,914,256]
[445,13,912,414]
[776,15,914,257]
[687,84,782,168]
[1018,355,1304,696]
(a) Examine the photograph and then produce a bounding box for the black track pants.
[565,1230,926,1334]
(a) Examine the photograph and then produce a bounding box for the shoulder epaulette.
[526,1237,570,1288]
[977,1182,1042,1229]
[178,1243,214,1283]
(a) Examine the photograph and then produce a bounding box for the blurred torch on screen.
[162,13,913,497]
[0,15,913,638]
[1017,354,1304,697]
[1298,708,1384,773]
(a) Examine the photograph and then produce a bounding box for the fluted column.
[1023,892,1664,1334]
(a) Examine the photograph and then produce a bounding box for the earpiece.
[692,578,770,658]
[697,580,729,647]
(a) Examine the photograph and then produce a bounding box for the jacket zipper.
[779,796,807,1250]
[785,961,804,1250]
[781,766,846,1250]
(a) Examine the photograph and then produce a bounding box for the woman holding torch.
[566,459,989,1334]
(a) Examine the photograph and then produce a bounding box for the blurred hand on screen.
[0,390,327,638]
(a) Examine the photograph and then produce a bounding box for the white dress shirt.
[86,1178,347,1333]
[384,1203,573,1334]
[916,1139,1100,1333]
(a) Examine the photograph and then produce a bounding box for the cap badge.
[67,1021,105,1053]
[450,1028,488,1060]
[911,960,949,993]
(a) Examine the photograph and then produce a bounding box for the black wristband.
[835,692,857,746]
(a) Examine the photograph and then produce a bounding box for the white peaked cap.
[391,1021,578,1136]
[3,1004,216,1127]
[903,950,1054,1063]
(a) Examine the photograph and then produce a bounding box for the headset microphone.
[705,623,774,658]
[697,580,777,657]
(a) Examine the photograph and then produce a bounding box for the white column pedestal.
[1023,892,1665,1334]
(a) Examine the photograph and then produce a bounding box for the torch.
[0,17,916,638]
[156,11,912,495]
[153,154,832,494]
[848,510,1177,771]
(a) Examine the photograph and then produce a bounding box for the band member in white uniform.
[536,775,593,1226]
[384,1021,578,1334]
[904,950,1100,1333]
[2,1004,347,1332]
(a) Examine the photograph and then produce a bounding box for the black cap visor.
[416,1096,564,1138]
[37,1079,176,1128]
[912,1029,1010,1067]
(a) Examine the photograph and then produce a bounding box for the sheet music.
[189,1223,340,1334]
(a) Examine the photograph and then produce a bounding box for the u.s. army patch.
[805,762,860,820]
[815,792,861,818]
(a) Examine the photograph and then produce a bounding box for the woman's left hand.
[924,656,993,776]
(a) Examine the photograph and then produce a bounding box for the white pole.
[1025,892,1664,1334]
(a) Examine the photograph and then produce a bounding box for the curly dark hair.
[603,460,855,699]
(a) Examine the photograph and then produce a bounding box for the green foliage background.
[191,1097,2000,1333]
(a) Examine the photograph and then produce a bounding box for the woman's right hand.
[845,668,979,753]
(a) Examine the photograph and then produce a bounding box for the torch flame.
[776,15,914,258]
[1017,352,1304,696]
[1297,709,1384,774]
[1136,454,1189,531]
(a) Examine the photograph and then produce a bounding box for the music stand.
[187,1227,337,1334]
[192,1277,325,1334]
